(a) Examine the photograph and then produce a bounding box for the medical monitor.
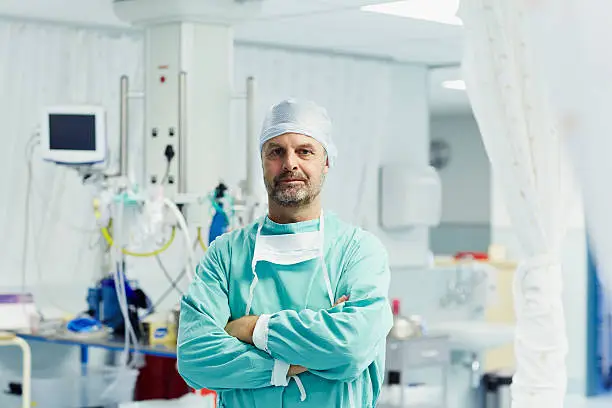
[41,105,107,165]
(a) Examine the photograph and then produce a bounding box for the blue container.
[208,209,229,244]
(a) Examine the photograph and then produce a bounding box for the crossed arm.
[176,234,392,392]
[222,294,350,378]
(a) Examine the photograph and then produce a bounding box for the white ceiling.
[0,0,472,115]
[236,9,464,65]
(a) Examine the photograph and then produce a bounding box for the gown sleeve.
[177,237,278,391]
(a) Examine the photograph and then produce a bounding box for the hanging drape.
[542,0,612,393]
[458,0,576,406]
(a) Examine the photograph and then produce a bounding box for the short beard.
[266,171,326,208]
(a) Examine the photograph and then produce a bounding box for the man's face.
[262,133,329,207]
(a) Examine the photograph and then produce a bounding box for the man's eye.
[269,149,282,156]
[299,149,313,155]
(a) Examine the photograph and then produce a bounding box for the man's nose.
[282,152,299,171]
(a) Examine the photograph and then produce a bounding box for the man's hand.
[334,295,349,307]
[225,315,259,345]
[225,317,309,377]
[288,364,307,376]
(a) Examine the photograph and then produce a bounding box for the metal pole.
[178,71,188,194]
[0,333,31,408]
[246,76,256,196]
[119,75,129,177]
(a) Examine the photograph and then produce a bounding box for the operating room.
[2,1,612,408]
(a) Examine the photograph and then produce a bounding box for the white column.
[144,22,232,202]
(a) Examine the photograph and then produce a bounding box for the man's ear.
[324,156,330,173]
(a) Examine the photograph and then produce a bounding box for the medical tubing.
[149,219,207,307]
[106,269,137,399]
[149,234,204,311]
[99,199,135,402]
[163,197,195,282]
[119,261,139,362]
[116,201,138,360]
[93,198,176,257]
[101,223,176,257]
[101,198,139,402]
[112,262,132,363]
[110,200,128,364]
[114,198,138,362]
[197,227,208,251]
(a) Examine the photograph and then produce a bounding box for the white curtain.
[458,1,576,406]
[544,0,612,392]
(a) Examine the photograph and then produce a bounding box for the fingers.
[289,365,308,376]
[334,295,349,307]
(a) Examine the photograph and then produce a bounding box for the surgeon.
[177,98,393,408]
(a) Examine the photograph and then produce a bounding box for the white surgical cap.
[259,98,337,167]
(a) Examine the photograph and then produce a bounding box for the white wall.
[431,114,490,224]
[375,63,431,268]
[429,113,491,255]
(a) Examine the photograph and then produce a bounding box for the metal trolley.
[379,335,450,408]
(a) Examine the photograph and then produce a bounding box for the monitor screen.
[49,114,96,151]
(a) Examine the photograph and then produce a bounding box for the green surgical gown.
[177,211,393,408]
